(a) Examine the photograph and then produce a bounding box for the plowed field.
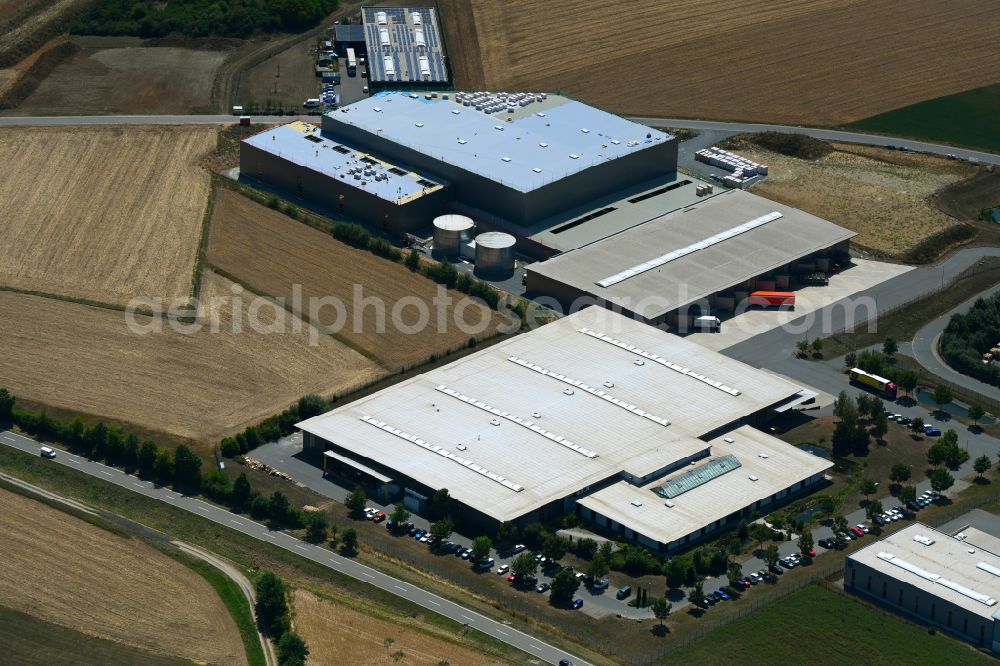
[439,0,1000,125]
[0,487,245,664]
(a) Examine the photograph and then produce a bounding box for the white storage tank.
[474,231,516,278]
[433,215,475,258]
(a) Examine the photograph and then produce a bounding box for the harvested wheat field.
[294,590,507,666]
[207,189,507,370]
[0,125,214,307]
[0,271,384,441]
[740,143,976,258]
[0,487,245,664]
[439,0,1000,125]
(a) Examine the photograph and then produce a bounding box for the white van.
[694,315,721,332]
[303,98,321,108]
[39,446,56,459]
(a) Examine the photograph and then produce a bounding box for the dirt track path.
[174,541,278,666]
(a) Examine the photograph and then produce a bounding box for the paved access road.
[910,283,1000,402]
[0,430,589,666]
[628,116,1000,165]
[0,113,996,165]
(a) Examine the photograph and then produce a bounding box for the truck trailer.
[849,368,897,399]
[748,291,795,307]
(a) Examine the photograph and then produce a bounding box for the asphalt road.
[0,113,995,165]
[910,283,1000,402]
[0,429,589,666]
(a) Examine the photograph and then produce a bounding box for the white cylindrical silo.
[474,231,516,278]
[433,214,475,258]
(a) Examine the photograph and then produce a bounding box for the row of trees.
[831,390,884,456]
[220,394,327,458]
[74,0,338,38]
[255,572,310,666]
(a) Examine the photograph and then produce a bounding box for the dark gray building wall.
[240,141,450,236]
[321,114,678,225]
[845,558,995,649]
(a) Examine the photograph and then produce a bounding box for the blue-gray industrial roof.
[362,6,448,83]
[327,92,672,193]
[334,24,365,44]
[243,121,445,205]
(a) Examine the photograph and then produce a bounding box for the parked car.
[748,572,762,585]
[571,598,584,609]
[412,530,425,540]
[705,594,717,605]
[924,426,942,436]
[590,578,609,591]
[856,524,870,534]
[873,515,886,526]
[616,585,632,600]
[801,548,816,557]
[716,588,731,600]
[506,574,516,582]
[769,563,784,574]
[460,549,472,559]
[906,500,921,511]
[364,507,377,520]
[372,511,386,523]
[511,544,526,554]
[537,582,550,593]
[496,564,509,575]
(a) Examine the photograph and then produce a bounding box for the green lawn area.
[667,585,993,665]
[0,606,193,666]
[848,84,1000,153]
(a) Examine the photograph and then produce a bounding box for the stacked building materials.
[453,91,546,115]
[696,146,768,188]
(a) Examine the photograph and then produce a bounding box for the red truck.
[749,291,795,307]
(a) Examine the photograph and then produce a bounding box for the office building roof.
[297,307,804,523]
[242,121,445,205]
[849,523,1000,620]
[362,6,447,83]
[577,425,832,546]
[325,92,672,193]
[528,189,857,318]
[334,23,366,43]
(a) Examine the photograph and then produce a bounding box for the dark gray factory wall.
[240,143,450,236]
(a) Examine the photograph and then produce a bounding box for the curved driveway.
[911,283,1000,402]
[0,113,996,165]
[0,430,588,666]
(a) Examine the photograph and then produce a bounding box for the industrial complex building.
[361,6,448,88]
[297,307,830,552]
[240,89,854,324]
[846,523,1000,651]
[526,189,856,326]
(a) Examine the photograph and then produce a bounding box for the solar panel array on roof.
[654,455,742,499]
[362,6,447,83]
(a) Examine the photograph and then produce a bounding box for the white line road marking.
[496,629,509,636]
[69,458,81,464]
[196,506,209,513]
[529,644,541,650]
[263,532,276,539]
[229,519,242,525]
[294,544,308,552]
[361,572,375,579]
[462,615,475,623]
[99,470,112,477]
[426,600,440,606]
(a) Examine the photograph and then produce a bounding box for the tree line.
[255,571,309,666]
[74,0,338,39]
[941,293,1000,388]
[219,394,327,458]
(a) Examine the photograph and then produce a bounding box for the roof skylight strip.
[579,328,741,396]
[595,211,783,287]
[434,385,598,458]
[506,356,670,427]
[359,415,524,492]
[878,553,998,606]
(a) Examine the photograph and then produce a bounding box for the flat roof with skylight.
[528,189,857,318]
[324,92,672,193]
[242,121,445,204]
[849,523,1000,619]
[298,307,807,524]
[577,425,832,547]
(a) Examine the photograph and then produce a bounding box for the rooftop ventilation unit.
[457,139,467,144]
[415,122,424,128]
[451,109,461,115]
[913,535,936,546]
[758,453,769,459]
[376,11,387,24]
[532,168,542,173]
[724,437,735,443]
[501,157,511,162]
[569,154,580,159]
[664,500,674,508]
[581,128,590,133]
[977,562,1000,577]
[630,500,642,507]
[749,474,759,481]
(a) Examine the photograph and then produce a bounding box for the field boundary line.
[0,283,143,315]
[189,179,219,303]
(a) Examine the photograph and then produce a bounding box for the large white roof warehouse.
[298,307,829,549]
[526,189,856,322]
